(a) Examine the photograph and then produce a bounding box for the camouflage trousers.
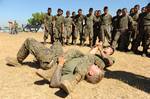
[53,27,65,45]
[17,38,63,70]
[130,24,139,48]
[93,26,101,46]
[43,27,54,43]
[100,25,112,44]
[142,25,150,54]
[71,25,76,44]
[112,28,130,51]
[131,26,144,52]
[75,26,83,45]
[64,26,72,44]
[83,26,93,46]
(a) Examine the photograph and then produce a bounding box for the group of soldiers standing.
[43,3,150,57]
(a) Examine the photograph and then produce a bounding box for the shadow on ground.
[105,69,150,93]
[22,61,40,69]
[34,79,68,98]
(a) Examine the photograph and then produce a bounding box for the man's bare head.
[85,64,104,84]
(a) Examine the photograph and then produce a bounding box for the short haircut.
[85,69,104,84]
[122,8,127,12]
[57,8,62,12]
[48,8,51,10]
[78,9,82,12]
[104,6,108,10]
[134,4,140,8]
[89,8,93,11]
[117,9,122,13]
[66,10,70,14]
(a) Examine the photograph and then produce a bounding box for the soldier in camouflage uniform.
[111,9,122,49]
[131,7,147,53]
[43,8,54,44]
[37,43,115,94]
[13,20,18,34]
[83,8,94,47]
[71,11,76,45]
[6,38,63,70]
[101,6,112,45]
[64,11,73,45]
[71,11,77,45]
[53,9,65,45]
[74,9,85,45]
[111,8,134,51]
[141,4,150,57]
[130,5,140,50]
[93,10,102,46]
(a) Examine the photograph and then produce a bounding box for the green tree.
[28,12,45,25]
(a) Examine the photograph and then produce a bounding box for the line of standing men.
[111,3,150,57]
[43,3,150,57]
[43,7,113,47]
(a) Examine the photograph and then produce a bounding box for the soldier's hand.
[58,55,65,67]
[97,41,103,51]
[96,41,103,47]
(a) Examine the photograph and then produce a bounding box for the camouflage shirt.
[44,13,53,28]
[101,14,112,25]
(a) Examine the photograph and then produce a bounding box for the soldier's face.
[103,47,114,55]
[66,12,70,16]
[141,8,146,13]
[117,11,122,16]
[48,10,51,13]
[89,11,93,15]
[96,11,101,16]
[58,11,61,15]
[72,12,76,16]
[78,11,82,15]
[134,8,138,13]
[122,10,127,16]
[136,6,140,10]
[87,64,100,76]
[104,9,108,14]
[147,7,150,12]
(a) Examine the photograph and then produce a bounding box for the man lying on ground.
[5,38,115,94]
[36,42,115,94]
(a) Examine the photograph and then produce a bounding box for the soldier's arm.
[128,16,135,30]
[50,64,63,88]
[61,17,65,33]
[129,16,134,26]
[103,56,115,68]
[50,56,64,88]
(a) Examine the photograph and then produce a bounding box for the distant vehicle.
[22,23,42,32]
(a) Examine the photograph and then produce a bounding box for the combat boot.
[60,73,82,94]
[73,40,77,45]
[5,57,22,67]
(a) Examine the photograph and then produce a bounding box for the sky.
[0,0,149,26]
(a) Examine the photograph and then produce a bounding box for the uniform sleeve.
[128,16,134,30]
[61,72,82,83]
[103,56,115,67]
[50,65,63,88]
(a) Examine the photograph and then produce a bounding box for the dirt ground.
[0,32,149,99]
